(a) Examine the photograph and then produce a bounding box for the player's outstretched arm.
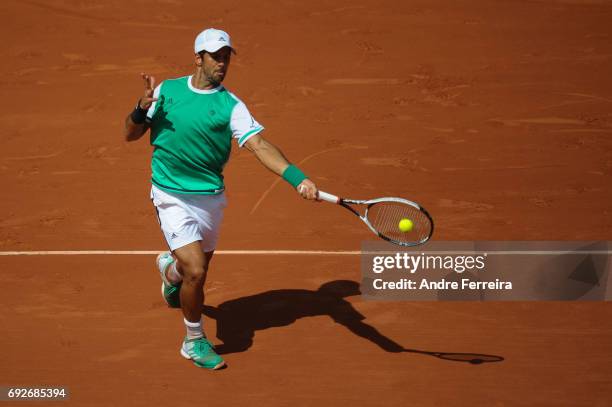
[244,134,317,200]
[124,73,158,142]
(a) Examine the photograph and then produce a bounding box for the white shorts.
[150,185,227,252]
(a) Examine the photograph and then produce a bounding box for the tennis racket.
[316,190,434,246]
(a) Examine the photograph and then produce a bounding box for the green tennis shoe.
[156,252,181,308]
[180,336,226,370]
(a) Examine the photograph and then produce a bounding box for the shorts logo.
[170,233,179,239]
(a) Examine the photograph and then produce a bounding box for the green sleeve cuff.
[282,164,307,188]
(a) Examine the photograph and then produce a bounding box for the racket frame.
[317,191,434,246]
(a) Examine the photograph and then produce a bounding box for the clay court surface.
[1,0,611,405]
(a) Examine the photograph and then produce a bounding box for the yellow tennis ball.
[398,218,413,232]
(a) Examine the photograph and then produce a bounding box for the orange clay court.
[1,0,611,406]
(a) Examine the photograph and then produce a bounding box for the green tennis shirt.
[146,75,264,194]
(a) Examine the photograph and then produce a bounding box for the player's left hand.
[297,179,317,200]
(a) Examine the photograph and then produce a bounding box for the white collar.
[187,75,223,94]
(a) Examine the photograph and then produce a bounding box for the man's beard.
[207,71,224,86]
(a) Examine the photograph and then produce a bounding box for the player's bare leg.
[172,242,212,321]
[171,241,225,369]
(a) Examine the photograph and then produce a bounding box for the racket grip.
[317,190,340,204]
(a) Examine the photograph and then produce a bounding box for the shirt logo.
[170,233,178,239]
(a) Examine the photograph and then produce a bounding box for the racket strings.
[367,201,432,245]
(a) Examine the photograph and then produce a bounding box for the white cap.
[194,28,235,54]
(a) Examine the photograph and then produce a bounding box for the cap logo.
[218,36,226,41]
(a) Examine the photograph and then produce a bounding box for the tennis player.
[123,28,317,370]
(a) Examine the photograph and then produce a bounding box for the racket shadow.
[201,279,503,364]
[403,349,504,364]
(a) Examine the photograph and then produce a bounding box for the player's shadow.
[202,280,504,364]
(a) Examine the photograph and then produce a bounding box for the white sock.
[184,318,203,340]
[166,261,183,285]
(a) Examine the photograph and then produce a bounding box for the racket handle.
[317,190,340,204]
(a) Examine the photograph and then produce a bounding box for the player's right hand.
[297,179,318,200]
[139,72,158,110]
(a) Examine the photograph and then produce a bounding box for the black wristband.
[130,100,147,124]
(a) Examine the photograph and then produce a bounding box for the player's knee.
[179,259,208,283]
